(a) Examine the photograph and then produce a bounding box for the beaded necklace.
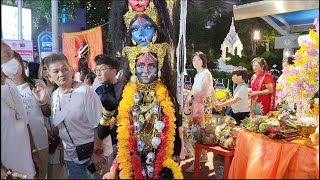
[1,81,21,120]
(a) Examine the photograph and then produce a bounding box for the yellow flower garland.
[215,89,227,100]
[162,159,183,179]
[116,80,182,179]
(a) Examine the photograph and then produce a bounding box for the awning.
[233,0,319,35]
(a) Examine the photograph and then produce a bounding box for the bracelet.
[38,100,48,106]
[102,114,112,120]
[109,117,117,130]
[102,109,115,117]
[100,117,109,126]
[99,117,117,129]
[258,91,261,96]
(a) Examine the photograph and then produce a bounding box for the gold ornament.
[102,108,115,117]
[99,116,117,130]
[131,38,137,45]
[123,1,158,31]
[122,43,172,78]
[138,114,145,122]
[130,75,138,83]
[152,33,157,43]
[145,109,152,120]
[136,80,157,91]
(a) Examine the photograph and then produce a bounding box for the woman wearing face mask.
[1,41,37,179]
[10,51,51,179]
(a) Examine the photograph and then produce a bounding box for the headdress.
[122,42,172,80]
[123,1,158,31]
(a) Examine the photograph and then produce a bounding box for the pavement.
[180,152,216,179]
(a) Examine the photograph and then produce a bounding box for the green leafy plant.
[252,102,263,115]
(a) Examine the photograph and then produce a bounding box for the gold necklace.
[1,81,21,120]
[136,80,157,91]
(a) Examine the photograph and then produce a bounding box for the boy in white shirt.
[214,66,250,125]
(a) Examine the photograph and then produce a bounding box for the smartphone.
[87,156,107,175]
[87,163,97,175]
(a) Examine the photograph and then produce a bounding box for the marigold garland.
[162,159,183,179]
[116,80,182,179]
[116,82,136,179]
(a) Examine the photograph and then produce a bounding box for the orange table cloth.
[228,129,319,179]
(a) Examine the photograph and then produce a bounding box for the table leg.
[223,156,233,179]
[193,143,201,179]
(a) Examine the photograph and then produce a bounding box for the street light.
[253,30,260,55]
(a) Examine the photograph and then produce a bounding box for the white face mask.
[25,68,29,77]
[1,58,20,78]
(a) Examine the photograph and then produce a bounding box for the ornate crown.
[122,43,172,76]
[123,1,158,31]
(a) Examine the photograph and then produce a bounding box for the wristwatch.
[93,148,103,155]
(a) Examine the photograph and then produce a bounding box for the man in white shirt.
[1,41,36,179]
[45,53,110,179]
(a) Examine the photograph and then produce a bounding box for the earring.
[132,38,137,45]
[152,33,157,43]
[158,71,161,80]
[131,75,138,83]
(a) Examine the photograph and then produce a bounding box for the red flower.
[131,155,143,179]
[161,116,169,123]
[129,136,137,152]
[129,136,137,141]
[128,125,134,131]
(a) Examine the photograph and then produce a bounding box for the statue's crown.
[123,1,158,31]
[122,43,172,76]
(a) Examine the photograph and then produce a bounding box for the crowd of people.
[2,37,283,179]
[2,0,285,179]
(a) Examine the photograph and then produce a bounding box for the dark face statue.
[136,53,158,84]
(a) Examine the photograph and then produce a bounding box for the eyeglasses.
[94,67,112,74]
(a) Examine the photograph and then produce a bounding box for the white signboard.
[1,5,32,40]
[3,39,34,62]
[274,35,299,49]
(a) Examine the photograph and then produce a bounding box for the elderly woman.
[249,57,276,116]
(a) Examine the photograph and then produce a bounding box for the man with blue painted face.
[130,14,157,47]
[135,53,158,84]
